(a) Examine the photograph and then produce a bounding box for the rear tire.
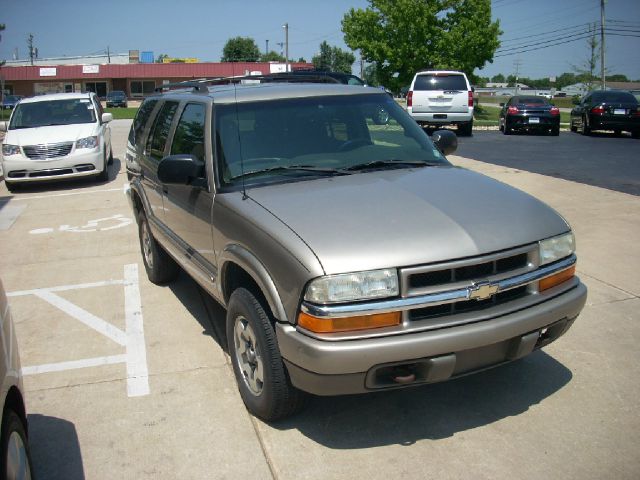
[227,288,306,421]
[138,211,179,284]
[458,121,473,137]
[503,121,512,135]
[1,409,33,480]
[632,130,640,139]
[552,127,560,136]
[581,116,591,136]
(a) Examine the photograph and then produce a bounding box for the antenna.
[230,62,247,199]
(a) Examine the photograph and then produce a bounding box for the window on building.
[130,80,156,97]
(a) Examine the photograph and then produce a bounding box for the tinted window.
[215,94,448,188]
[9,98,97,129]
[130,99,158,145]
[514,96,547,105]
[171,103,206,161]
[413,74,467,91]
[592,91,638,104]
[147,101,179,160]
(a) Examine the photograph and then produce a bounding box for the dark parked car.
[570,90,640,138]
[499,95,560,135]
[106,90,128,108]
[1,95,23,110]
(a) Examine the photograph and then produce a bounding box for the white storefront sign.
[82,64,100,74]
[39,67,57,77]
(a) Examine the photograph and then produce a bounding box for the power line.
[494,33,594,58]
[498,26,590,50]
[496,30,594,54]
[500,23,590,44]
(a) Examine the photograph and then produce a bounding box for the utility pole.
[107,46,111,63]
[600,0,606,89]
[265,39,269,55]
[513,58,522,95]
[283,23,289,72]
[27,33,35,66]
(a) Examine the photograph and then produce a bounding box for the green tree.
[491,73,505,83]
[606,74,629,82]
[156,53,169,63]
[311,41,356,74]
[221,37,260,62]
[260,51,286,62]
[297,57,307,63]
[342,0,501,90]
[555,72,577,89]
[571,28,603,91]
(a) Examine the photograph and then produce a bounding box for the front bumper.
[277,281,587,395]
[2,149,104,183]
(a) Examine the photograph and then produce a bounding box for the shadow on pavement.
[28,413,85,479]
[273,351,571,448]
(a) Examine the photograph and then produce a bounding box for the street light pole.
[600,0,606,89]
[283,23,289,72]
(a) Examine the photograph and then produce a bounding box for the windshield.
[592,92,638,104]
[108,91,125,98]
[9,98,97,129]
[215,93,449,189]
[4,95,20,103]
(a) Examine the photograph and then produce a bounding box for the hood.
[247,167,569,275]
[6,123,98,146]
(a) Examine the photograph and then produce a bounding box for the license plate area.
[614,109,626,115]
[528,117,540,124]
[434,114,448,119]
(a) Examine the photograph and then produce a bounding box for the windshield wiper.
[229,164,346,181]
[345,160,438,171]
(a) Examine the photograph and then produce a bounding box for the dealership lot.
[1,120,639,479]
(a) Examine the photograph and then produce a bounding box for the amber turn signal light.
[298,311,401,334]
[539,266,575,292]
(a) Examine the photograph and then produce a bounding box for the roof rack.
[154,72,343,94]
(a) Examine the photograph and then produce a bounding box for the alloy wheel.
[233,316,264,396]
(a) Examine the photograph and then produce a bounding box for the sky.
[1,0,639,81]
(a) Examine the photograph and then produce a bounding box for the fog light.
[297,311,401,333]
[539,266,575,292]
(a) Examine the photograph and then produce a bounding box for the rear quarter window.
[413,74,468,91]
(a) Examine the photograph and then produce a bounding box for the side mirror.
[499,103,505,107]
[102,112,113,123]
[572,97,580,105]
[158,154,206,187]
[0,121,7,132]
[432,129,458,156]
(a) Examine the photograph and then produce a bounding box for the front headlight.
[2,144,20,156]
[539,232,575,265]
[304,268,399,304]
[76,136,98,149]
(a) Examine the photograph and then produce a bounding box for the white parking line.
[10,264,150,397]
[21,354,127,376]
[123,263,149,397]
[11,184,127,201]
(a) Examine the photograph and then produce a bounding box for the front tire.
[138,211,179,284]
[97,149,109,182]
[4,181,18,193]
[1,409,33,480]
[227,288,306,421]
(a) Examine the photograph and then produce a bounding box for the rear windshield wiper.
[345,160,438,171]
[229,164,347,181]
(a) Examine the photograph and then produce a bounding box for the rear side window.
[171,103,206,161]
[147,101,179,160]
[130,99,158,145]
[413,74,468,91]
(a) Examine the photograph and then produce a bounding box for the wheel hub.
[233,316,264,396]
[6,430,32,480]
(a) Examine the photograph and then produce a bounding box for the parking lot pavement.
[1,120,639,479]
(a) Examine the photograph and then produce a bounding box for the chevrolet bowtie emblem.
[468,282,499,301]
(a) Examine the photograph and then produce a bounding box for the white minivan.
[407,70,474,136]
[1,92,113,192]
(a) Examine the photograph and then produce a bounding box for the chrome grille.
[23,142,74,160]
[400,244,538,323]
